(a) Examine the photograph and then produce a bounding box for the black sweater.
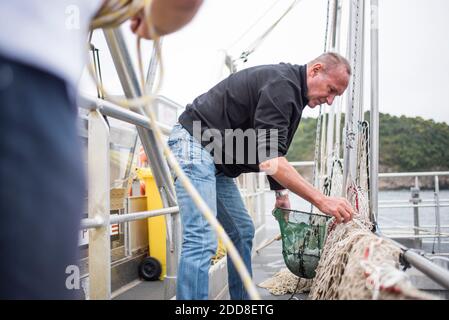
[179,63,309,190]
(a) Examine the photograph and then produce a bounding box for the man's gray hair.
[308,52,352,76]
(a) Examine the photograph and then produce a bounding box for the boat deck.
[113,221,305,300]
[113,200,306,300]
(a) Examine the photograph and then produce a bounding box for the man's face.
[306,63,350,108]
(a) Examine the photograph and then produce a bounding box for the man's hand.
[317,196,354,224]
[275,192,290,209]
[260,157,354,224]
[131,0,203,39]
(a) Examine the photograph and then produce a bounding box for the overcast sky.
[81,0,449,124]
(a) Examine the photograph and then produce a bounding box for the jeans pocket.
[169,139,215,183]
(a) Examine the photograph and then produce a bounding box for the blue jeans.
[168,124,255,300]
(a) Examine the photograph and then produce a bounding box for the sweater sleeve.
[254,78,297,190]
[254,78,296,162]
[267,175,286,191]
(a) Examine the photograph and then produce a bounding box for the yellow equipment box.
[136,168,166,280]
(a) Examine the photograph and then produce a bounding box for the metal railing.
[80,207,180,229]
[78,94,174,135]
[79,92,267,299]
[378,172,449,254]
[81,78,182,298]
[287,163,449,246]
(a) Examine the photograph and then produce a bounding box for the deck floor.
[113,205,305,300]
[113,225,304,300]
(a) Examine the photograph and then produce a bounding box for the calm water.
[378,189,449,231]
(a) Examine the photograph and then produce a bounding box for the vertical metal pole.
[343,0,365,192]
[145,41,162,94]
[88,110,111,300]
[333,1,344,158]
[124,201,132,258]
[324,0,334,173]
[320,111,327,188]
[103,28,178,299]
[334,0,343,53]
[370,0,379,226]
[434,175,442,253]
[259,173,266,225]
[244,174,249,210]
[330,0,339,49]
[411,177,421,249]
[123,135,139,259]
[145,40,163,121]
[326,106,335,173]
[335,97,342,159]
[250,173,256,222]
[312,105,323,196]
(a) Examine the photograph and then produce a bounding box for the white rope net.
[258,268,313,296]
[310,218,435,300]
[311,112,437,299]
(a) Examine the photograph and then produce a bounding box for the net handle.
[273,208,332,220]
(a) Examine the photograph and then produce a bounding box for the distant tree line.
[287,112,449,173]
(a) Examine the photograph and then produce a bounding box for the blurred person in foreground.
[0,0,202,299]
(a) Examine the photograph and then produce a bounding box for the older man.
[168,52,355,300]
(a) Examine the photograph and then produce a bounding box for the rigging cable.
[227,0,280,51]
[235,0,301,64]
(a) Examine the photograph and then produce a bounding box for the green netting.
[273,208,332,279]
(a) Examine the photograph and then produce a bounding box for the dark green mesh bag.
[273,208,332,279]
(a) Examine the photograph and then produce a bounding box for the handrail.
[380,199,449,203]
[378,204,449,209]
[289,161,315,167]
[80,206,179,229]
[155,95,184,111]
[379,172,449,178]
[78,93,172,135]
[403,249,449,290]
[289,161,449,178]
[381,237,449,290]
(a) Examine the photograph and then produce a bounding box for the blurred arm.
[130,0,203,39]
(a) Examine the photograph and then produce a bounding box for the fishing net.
[308,125,435,300]
[329,159,344,197]
[258,268,313,296]
[272,208,332,279]
[259,123,435,299]
[310,218,435,300]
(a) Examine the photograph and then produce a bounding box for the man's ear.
[311,63,323,77]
